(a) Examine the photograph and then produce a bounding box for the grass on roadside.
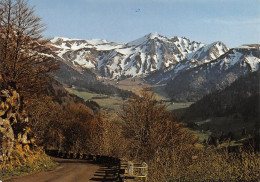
[0,145,57,180]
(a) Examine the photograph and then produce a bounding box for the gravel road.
[6,158,116,182]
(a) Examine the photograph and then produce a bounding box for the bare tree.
[0,0,57,96]
[121,88,199,181]
[121,88,170,160]
[0,0,57,160]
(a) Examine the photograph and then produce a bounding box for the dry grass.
[148,147,260,182]
[0,145,56,180]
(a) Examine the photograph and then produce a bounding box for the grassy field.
[105,78,193,111]
[106,77,168,99]
[166,102,193,111]
[66,88,124,110]
[105,77,150,96]
[67,87,192,112]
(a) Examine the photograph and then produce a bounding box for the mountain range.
[50,33,229,79]
[48,33,260,101]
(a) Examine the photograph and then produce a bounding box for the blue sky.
[29,0,260,47]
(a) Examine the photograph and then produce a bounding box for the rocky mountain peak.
[126,32,167,47]
[49,33,231,80]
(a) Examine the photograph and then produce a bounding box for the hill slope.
[165,46,260,101]
[54,59,135,98]
[180,70,259,138]
[184,70,259,121]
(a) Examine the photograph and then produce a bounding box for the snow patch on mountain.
[50,33,230,80]
[73,51,95,69]
[245,54,260,72]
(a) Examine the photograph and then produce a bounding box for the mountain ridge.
[48,33,259,102]
[165,46,260,101]
[49,33,229,80]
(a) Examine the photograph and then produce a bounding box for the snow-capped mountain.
[49,33,259,101]
[165,46,260,101]
[50,33,228,79]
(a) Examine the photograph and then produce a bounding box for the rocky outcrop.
[0,89,30,161]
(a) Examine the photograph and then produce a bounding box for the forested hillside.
[184,70,259,122]
[181,70,259,149]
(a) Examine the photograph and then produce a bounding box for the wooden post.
[141,162,148,182]
[127,161,134,175]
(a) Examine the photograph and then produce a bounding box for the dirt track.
[6,158,117,182]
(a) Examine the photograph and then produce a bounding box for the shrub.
[0,144,56,180]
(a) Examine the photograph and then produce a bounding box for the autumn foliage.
[120,88,259,181]
[0,0,259,181]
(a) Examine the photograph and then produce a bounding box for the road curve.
[6,158,114,182]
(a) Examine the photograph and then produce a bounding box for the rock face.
[0,89,19,159]
[49,33,228,80]
[165,47,260,101]
[0,89,30,160]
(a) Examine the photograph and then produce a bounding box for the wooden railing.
[120,161,148,182]
[45,150,148,182]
